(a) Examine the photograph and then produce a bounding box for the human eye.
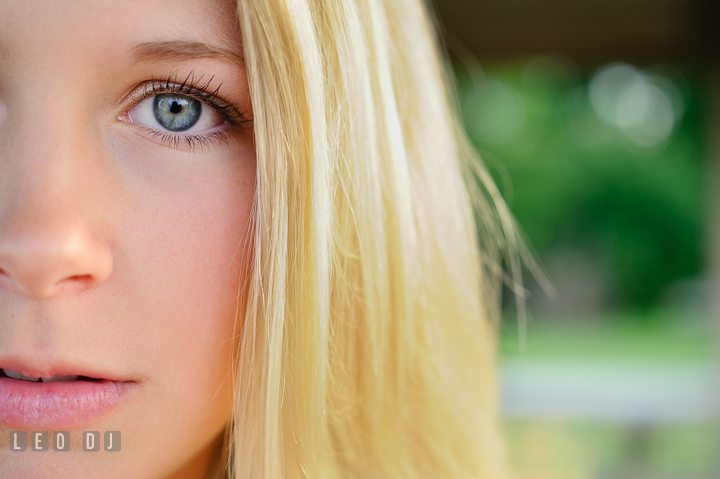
[119,72,251,151]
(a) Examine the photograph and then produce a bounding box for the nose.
[0,140,113,299]
[0,207,113,298]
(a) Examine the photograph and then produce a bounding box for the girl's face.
[0,0,254,477]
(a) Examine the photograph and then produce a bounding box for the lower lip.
[0,377,137,428]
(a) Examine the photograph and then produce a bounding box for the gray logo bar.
[53,431,70,452]
[10,431,27,452]
[30,431,49,451]
[9,430,121,451]
[82,431,100,452]
[104,431,121,452]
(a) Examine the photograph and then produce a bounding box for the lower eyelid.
[131,124,232,152]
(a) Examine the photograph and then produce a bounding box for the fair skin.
[0,0,254,477]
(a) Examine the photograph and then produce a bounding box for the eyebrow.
[130,41,244,67]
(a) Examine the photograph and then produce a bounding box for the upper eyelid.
[118,78,250,127]
[123,81,225,112]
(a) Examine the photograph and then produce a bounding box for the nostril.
[67,274,92,281]
[56,274,96,291]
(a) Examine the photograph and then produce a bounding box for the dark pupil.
[153,94,201,132]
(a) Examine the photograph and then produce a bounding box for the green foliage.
[455,60,706,309]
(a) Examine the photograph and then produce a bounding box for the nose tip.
[0,215,113,298]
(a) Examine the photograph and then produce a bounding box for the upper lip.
[0,356,132,382]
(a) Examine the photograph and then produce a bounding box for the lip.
[0,360,138,429]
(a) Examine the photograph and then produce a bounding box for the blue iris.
[153,94,201,132]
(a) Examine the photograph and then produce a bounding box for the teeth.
[41,375,80,382]
[3,369,79,382]
[3,369,41,381]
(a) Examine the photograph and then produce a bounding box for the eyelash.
[125,71,251,151]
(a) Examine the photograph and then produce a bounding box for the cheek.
[109,134,255,438]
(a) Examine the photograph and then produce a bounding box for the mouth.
[0,368,103,382]
[0,364,138,429]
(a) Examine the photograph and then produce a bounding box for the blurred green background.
[435,0,720,477]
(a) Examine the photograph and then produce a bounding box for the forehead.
[0,0,242,69]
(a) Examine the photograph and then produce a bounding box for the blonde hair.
[220,0,521,477]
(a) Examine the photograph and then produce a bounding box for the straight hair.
[220,0,524,477]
